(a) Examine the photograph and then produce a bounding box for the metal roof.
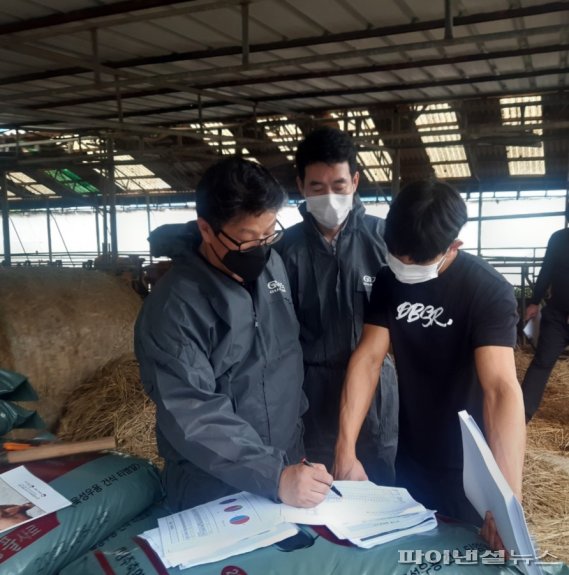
[0,0,567,207]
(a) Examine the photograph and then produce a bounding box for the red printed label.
[221,566,248,575]
[0,513,60,563]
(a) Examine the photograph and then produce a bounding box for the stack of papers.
[140,481,437,567]
[459,410,543,575]
[140,492,298,569]
[280,481,437,548]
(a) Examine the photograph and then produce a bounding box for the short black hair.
[385,180,468,263]
[196,157,286,230]
[295,127,358,181]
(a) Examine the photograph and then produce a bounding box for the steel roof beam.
[0,0,207,36]
[51,68,569,130]
[242,66,569,106]
[3,23,563,107]
[0,2,565,86]
[24,43,568,111]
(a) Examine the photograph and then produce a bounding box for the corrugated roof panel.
[283,0,363,32]
[186,122,259,162]
[260,116,303,159]
[93,154,173,193]
[416,103,471,178]
[46,168,98,194]
[8,171,55,195]
[500,95,545,176]
[332,110,391,182]
[248,1,329,38]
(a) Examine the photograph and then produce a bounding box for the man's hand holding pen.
[302,458,343,497]
[278,459,335,508]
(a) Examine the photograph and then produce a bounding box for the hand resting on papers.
[332,449,368,481]
[278,462,333,507]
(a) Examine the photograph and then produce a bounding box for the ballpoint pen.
[302,458,343,497]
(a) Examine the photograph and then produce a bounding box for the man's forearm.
[483,386,526,499]
[336,350,382,454]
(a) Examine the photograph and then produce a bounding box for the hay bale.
[516,348,569,563]
[0,268,141,428]
[57,354,161,468]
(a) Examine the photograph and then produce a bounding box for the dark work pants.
[522,304,569,422]
[303,355,398,486]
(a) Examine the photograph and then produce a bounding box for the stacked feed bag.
[0,452,162,575]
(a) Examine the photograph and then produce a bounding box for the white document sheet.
[157,492,282,565]
[327,509,436,542]
[142,521,298,569]
[523,309,541,347]
[349,516,438,549]
[280,481,425,525]
[0,466,71,536]
[459,410,543,575]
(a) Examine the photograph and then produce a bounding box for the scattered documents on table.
[141,482,437,568]
[0,465,71,535]
[280,481,436,548]
[459,410,544,575]
[140,492,298,569]
[327,508,437,548]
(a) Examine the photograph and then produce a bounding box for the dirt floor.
[516,348,569,564]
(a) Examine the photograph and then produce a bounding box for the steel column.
[1,172,10,266]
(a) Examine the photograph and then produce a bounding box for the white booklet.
[0,465,71,535]
[459,410,543,575]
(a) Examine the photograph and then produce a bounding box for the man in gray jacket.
[135,157,333,510]
[276,127,398,484]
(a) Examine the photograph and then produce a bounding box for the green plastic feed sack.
[0,399,44,435]
[0,369,38,402]
[61,508,569,575]
[0,452,163,575]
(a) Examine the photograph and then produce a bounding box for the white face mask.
[386,251,448,284]
[305,193,353,229]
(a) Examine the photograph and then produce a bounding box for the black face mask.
[221,245,271,282]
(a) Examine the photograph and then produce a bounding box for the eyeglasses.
[217,220,284,253]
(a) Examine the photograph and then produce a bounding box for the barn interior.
[0,1,567,573]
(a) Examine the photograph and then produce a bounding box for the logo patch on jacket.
[267,280,287,295]
[362,275,376,287]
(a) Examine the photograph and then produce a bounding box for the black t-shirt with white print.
[365,250,518,471]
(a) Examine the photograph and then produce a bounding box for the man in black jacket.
[276,127,398,485]
[135,157,333,510]
[522,227,569,422]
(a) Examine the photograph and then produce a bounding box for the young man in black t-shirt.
[334,180,525,549]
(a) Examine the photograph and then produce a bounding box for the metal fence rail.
[2,248,545,293]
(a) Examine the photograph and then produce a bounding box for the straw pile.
[517,347,569,563]
[0,268,141,428]
[57,354,162,468]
